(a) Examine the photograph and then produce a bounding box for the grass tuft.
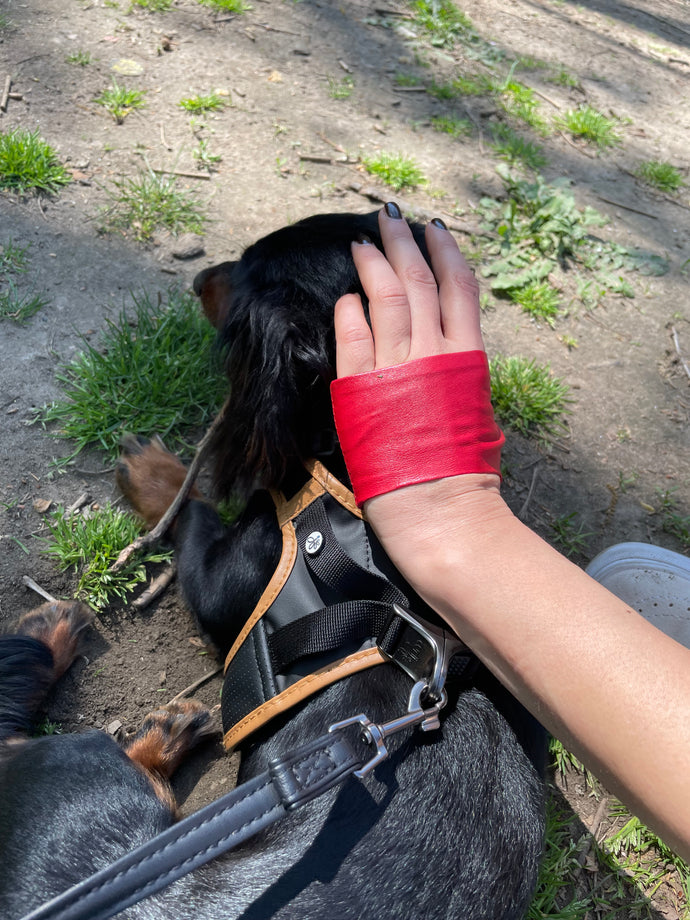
[103,169,207,242]
[39,288,226,460]
[490,124,547,171]
[636,160,685,194]
[42,504,171,610]
[555,105,622,149]
[361,151,426,191]
[95,80,146,123]
[197,0,250,11]
[489,354,570,441]
[430,115,472,138]
[66,50,93,66]
[179,92,227,113]
[411,0,474,47]
[508,281,562,326]
[0,129,71,194]
[327,76,354,100]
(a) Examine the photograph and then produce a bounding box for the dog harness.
[221,458,475,751]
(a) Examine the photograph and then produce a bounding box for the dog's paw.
[123,700,216,779]
[116,434,199,529]
[17,600,94,678]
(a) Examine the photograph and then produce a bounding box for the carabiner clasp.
[329,680,447,778]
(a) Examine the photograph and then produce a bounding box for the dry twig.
[22,575,58,604]
[132,562,177,610]
[672,326,690,380]
[167,668,223,704]
[0,75,11,113]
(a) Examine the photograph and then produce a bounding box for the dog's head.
[194,211,427,500]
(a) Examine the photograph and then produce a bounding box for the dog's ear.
[209,281,333,500]
[193,262,236,330]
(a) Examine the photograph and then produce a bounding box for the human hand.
[331,205,509,586]
[334,204,485,375]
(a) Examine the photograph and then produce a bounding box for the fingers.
[349,234,414,368]
[425,221,485,353]
[335,206,485,379]
[334,291,375,377]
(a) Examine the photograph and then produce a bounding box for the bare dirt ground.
[0,0,689,915]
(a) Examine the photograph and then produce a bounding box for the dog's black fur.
[0,212,546,920]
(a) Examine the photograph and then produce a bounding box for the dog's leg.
[116,434,206,531]
[122,700,215,810]
[0,601,93,742]
[117,434,281,652]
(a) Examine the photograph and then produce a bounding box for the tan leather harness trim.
[223,463,360,675]
[223,646,386,752]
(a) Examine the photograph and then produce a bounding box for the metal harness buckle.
[329,605,464,778]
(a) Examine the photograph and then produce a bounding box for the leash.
[20,606,460,920]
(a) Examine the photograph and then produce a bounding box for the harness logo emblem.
[305,531,324,555]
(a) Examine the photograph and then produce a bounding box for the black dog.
[0,212,545,919]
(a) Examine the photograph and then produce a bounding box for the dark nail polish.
[431,217,448,230]
[384,201,402,220]
[355,232,373,245]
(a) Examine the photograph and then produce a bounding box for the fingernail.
[355,232,373,245]
[384,201,402,220]
[431,217,448,230]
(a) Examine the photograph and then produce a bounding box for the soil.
[0,0,689,915]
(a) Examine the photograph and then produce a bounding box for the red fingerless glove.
[330,351,504,506]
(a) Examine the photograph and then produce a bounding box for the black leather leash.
[19,729,365,920]
[20,605,463,920]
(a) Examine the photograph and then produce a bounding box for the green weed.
[197,0,250,11]
[0,239,29,275]
[508,281,562,326]
[490,124,547,171]
[477,167,608,292]
[430,115,472,138]
[33,718,63,736]
[327,76,354,100]
[39,288,225,460]
[636,160,685,194]
[42,503,171,610]
[656,489,690,549]
[489,354,570,441]
[103,169,206,241]
[131,0,174,8]
[547,67,580,88]
[395,72,422,87]
[66,50,93,66]
[192,138,222,170]
[499,79,549,133]
[95,81,146,123]
[550,511,592,557]
[555,105,622,149]
[0,282,48,323]
[361,151,426,191]
[410,0,473,47]
[0,129,71,194]
[179,92,226,113]
[0,240,48,322]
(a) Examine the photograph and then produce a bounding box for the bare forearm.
[368,479,690,861]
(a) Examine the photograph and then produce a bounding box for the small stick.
[0,75,11,113]
[110,396,231,572]
[672,325,690,380]
[151,167,212,181]
[22,575,58,604]
[594,194,658,219]
[132,562,177,610]
[160,124,172,151]
[517,463,541,520]
[167,667,223,704]
[66,491,90,516]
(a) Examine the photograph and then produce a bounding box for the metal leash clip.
[329,680,447,778]
[377,603,468,703]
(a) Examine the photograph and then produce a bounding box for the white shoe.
[586,542,690,649]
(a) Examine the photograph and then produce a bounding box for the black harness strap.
[267,600,397,672]
[19,729,366,920]
[296,498,407,606]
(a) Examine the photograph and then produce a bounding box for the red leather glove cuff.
[330,351,504,506]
